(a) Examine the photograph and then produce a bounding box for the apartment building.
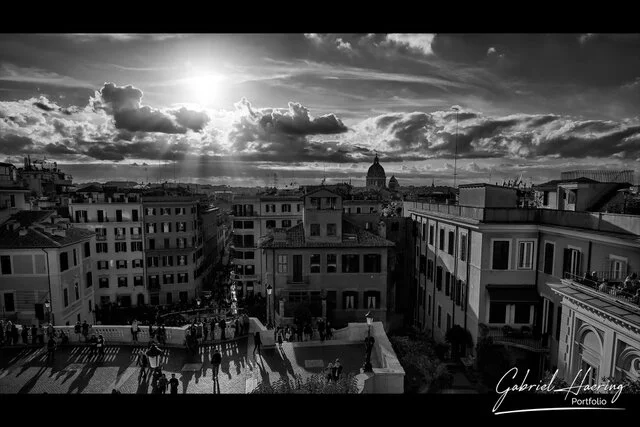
[0,211,95,326]
[231,191,303,297]
[142,195,204,305]
[259,188,394,327]
[69,190,145,309]
[405,182,640,379]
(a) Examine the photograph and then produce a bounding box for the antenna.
[451,106,459,188]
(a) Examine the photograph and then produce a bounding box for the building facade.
[260,188,394,327]
[0,211,95,326]
[366,154,386,189]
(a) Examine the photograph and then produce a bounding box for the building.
[534,177,631,211]
[388,175,399,192]
[68,189,146,309]
[231,190,303,297]
[561,170,635,184]
[18,156,73,198]
[0,162,30,225]
[0,211,95,326]
[142,194,205,305]
[259,187,394,327]
[366,154,387,189]
[404,182,640,379]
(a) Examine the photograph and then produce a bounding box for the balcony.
[563,272,640,308]
[115,235,126,240]
[483,325,549,352]
[96,235,107,241]
[286,275,310,285]
[131,234,142,240]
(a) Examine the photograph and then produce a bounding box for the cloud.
[0,63,95,89]
[62,34,188,43]
[579,33,596,44]
[385,34,436,55]
[336,38,353,53]
[90,82,210,134]
[304,33,323,44]
[487,47,497,55]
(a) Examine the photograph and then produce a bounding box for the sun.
[187,74,225,107]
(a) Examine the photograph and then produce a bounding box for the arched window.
[577,330,602,386]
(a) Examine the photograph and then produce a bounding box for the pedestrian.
[37,325,45,345]
[284,326,291,342]
[210,318,217,341]
[21,325,28,345]
[131,319,139,342]
[277,329,284,352]
[137,349,149,382]
[97,334,105,357]
[326,321,332,340]
[74,321,82,340]
[211,348,222,380]
[169,373,179,394]
[46,323,54,340]
[326,363,334,382]
[334,358,342,381]
[149,323,155,341]
[89,334,98,355]
[219,318,226,341]
[30,325,37,345]
[296,323,303,342]
[253,331,262,355]
[158,373,168,394]
[82,320,89,342]
[235,317,241,337]
[46,336,57,364]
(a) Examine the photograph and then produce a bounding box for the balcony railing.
[131,235,142,240]
[484,325,549,352]
[96,235,107,241]
[287,275,310,285]
[563,272,640,307]
[115,235,126,240]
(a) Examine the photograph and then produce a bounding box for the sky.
[1,33,639,187]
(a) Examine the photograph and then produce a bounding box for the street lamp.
[266,284,273,326]
[363,311,375,373]
[44,299,51,325]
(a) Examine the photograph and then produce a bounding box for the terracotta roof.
[0,221,94,249]
[259,218,394,249]
[8,210,55,227]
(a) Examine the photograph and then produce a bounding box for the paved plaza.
[0,338,366,394]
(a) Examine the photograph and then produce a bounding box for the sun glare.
[187,74,225,106]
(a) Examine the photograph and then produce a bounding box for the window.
[437,305,442,328]
[327,254,337,273]
[455,280,463,306]
[310,198,320,209]
[245,264,255,275]
[148,239,156,250]
[233,221,243,229]
[391,222,399,231]
[342,254,360,273]
[97,210,105,222]
[145,208,156,216]
[161,208,171,215]
[297,204,301,212]
[134,276,143,287]
[277,255,288,273]
[610,256,627,281]
[99,277,109,288]
[147,223,156,234]
[514,303,531,324]
[86,271,92,288]
[364,291,380,309]
[179,292,188,303]
[489,302,507,323]
[460,233,467,262]
[245,251,255,260]
[419,255,426,274]
[543,243,555,275]
[177,238,187,248]
[97,260,109,270]
[282,220,291,228]
[73,249,77,266]
[266,220,276,229]
[448,231,455,255]
[162,255,174,267]
[147,256,159,268]
[445,272,451,296]
[364,254,381,273]
[427,259,434,282]
[0,256,11,275]
[518,241,534,270]
[175,207,185,215]
[132,259,143,268]
[176,222,186,232]
[116,210,123,222]
[555,307,562,341]
[439,228,445,251]
[132,209,139,221]
[163,274,174,284]
[60,252,69,272]
[244,221,254,229]
[310,224,320,236]
[310,254,321,273]
[63,288,69,307]
[131,241,143,252]
[543,191,550,206]
[344,292,358,309]
[177,255,187,266]
[563,248,581,277]
[84,242,91,258]
[327,223,336,236]
[166,292,173,304]
[492,240,510,270]
[243,235,254,247]
[3,293,15,312]
[436,266,443,291]
[148,275,159,288]
[178,273,188,283]
[369,207,374,213]
[282,204,291,212]
[429,225,434,246]
[161,222,171,233]
[96,243,108,253]
[118,277,128,287]
[115,242,127,253]
[117,260,128,269]
[356,207,361,214]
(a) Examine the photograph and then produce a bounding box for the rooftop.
[0,211,94,249]
[259,218,394,249]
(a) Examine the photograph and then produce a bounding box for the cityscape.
[0,34,639,412]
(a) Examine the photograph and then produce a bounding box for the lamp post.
[451,106,459,190]
[266,284,273,327]
[44,299,51,325]
[363,311,375,373]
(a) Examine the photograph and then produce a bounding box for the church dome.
[389,175,398,184]
[388,175,399,191]
[367,154,386,179]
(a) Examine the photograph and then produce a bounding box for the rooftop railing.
[563,272,640,309]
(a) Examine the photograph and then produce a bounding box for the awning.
[487,285,540,303]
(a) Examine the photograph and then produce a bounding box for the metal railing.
[96,235,107,241]
[563,272,640,307]
[485,326,549,352]
[115,235,126,240]
[131,235,142,240]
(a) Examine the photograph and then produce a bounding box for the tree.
[445,325,473,359]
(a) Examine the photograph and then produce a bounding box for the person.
[219,318,226,341]
[37,325,45,345]
[284,326,291,342]
[334,358,343,381]
[74,321,82,339]
[158,373,168,394]
[131,319,139,342]
[326,321,332,340]
[289,324,296,342]
[89,334,98,355]
[81,320,89,342]
[96,334,105,357]
[318,318,325,342]
[21,325,28,345]
[211,349,222,380]
[277,329,283,352]
[253,331,262,356]
[591,271,599,283]
[46,336,57,365]
[235,317,241,337]
[137,349,149,382]
[304,323,312,341]
[59,329,69,346]
[158,325,166,346]
[12,323,19,345]
[210,318,217,341]
[169,374,179,394]
[46,323,54,340]
[326,363,334,382]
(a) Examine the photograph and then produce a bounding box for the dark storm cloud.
[0,134,34,153]
[43,143,77,155]
[91,82,210,134]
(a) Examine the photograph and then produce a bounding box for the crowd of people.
[581,271,640,303]
[183,314,251,355]
[273,317,334,347]
[325,359,343,383]
[0,320,69,347]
